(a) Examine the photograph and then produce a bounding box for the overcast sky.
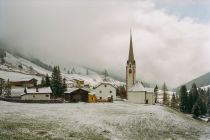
[0,0,210,88]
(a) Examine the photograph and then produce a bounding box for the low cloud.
[0,0,209,88]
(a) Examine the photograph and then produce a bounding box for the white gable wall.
[94,84,116,100]
[21,93,51,100]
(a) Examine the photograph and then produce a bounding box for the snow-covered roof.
[64,88,79,93]
[145,87,154,93]
[64,87,95,95]
[11,88,25,97]
[0,71,42,84]
[129,82,145,92]
[94,81,118,89]
[26,87,52,94]
[200,85,210,90]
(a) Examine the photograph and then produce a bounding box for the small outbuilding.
[88,92,97,103]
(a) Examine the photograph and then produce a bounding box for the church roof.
[127,32,135,65]
[128,82,145,92]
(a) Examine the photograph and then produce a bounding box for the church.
[126,33,155,104]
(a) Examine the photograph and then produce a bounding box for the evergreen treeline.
[179,83,210,118]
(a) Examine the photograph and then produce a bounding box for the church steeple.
[126,30,136,99]
[127,31,135,65]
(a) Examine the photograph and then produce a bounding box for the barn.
[64,88,89,102]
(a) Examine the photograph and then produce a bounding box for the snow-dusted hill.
[0,51,124,87]
[0,52,51,76]
[0,101,209,140]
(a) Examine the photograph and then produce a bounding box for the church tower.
[126,32,136,99]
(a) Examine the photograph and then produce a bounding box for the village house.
[10,78,37,88]
[93,82,117,101]
[72,79,85,88]
[21,87,52,100]
[64,88,96,103]
[126,33,155,104]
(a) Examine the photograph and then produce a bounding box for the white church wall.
[146,92,155,104]
[128,91,146,104]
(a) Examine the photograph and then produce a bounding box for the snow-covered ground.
[0,101,209,140]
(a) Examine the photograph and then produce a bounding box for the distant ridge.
[175,72,210,91]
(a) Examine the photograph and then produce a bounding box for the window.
[104,84,107,87]
[33,95,35,98]
[46,95,49,97]
[99,91,102,93]
[100,97,102,100]
[110,91,112,93]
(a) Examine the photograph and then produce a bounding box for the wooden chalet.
[64,88,96,103]
[10,78,37,88]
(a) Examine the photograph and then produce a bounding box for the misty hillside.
[176,72,210,91]
[0,49,124,87]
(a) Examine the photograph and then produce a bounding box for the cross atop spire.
[127,30,135,65]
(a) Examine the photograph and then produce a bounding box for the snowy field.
[0,101,210,140]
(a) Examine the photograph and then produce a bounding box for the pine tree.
[41,76,46,87]
[198,89,207,115]
[45,74,50,87]
[162,83,169,105]
[71,67,76,74]
[188,88,193,113]
[5,79,11,97]
[62,78,67,92]
[191,83,199,106]
[51,66,63,98]
[118,85,126,99]
[103,69,109,81]
[179,85,188,113]
[192,102,201,118]
[154,85,158,103]
[171,93,176,108]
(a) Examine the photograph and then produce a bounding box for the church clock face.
[129,69,132,74]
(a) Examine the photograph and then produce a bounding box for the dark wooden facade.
[65,89,88,102]
[10,78,37,88]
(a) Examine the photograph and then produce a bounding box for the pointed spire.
[127,29,135,65]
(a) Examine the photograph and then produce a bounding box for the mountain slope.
[176,72,210,90]
[0,51,124,87]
